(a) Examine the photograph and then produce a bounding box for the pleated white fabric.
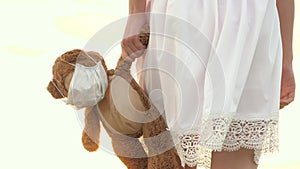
[137,0,282,168]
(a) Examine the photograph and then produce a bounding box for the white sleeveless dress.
[138,0,282,168]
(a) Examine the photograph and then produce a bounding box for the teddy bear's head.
[47,49,109,152]
[47,23,149,100]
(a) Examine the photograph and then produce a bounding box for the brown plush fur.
[47,49,183,168]
[47,26,183,169]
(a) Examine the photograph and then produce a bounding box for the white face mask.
[66,62,108,109]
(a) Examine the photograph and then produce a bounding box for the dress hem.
[171,112,279,168]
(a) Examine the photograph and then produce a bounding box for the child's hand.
[122,13,147,60]
[280,64,296,109]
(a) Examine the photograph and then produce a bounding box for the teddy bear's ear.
[47,81,64,99]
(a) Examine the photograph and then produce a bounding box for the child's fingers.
[280,94,295,109]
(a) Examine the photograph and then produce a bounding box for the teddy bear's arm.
[82,105,100,152]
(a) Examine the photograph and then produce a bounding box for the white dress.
[137,0,282,168]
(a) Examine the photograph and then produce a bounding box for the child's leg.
[211,148,258,169]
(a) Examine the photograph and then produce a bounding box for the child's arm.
[276,0,296,109]
[277,0,294,66]
[129,0,146,14]
[122,0,147,60]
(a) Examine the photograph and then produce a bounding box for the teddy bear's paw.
[82,131,99,152]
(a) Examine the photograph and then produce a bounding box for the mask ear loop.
[56,60,76,104]
[51,80,71,105]
[86,53,99,65]
[60,59,76,67]
[51,80,66,98]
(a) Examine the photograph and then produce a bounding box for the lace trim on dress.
[174,114,279,168]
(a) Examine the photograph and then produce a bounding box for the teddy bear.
[46,28,183,169]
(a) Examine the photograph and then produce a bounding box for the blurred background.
[0,0,299,168]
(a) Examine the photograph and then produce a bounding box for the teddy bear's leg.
[143,114,183,169]
[146,148,183,169]
[111,134,148,169]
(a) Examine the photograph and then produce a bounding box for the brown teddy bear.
[46,29,183,169]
